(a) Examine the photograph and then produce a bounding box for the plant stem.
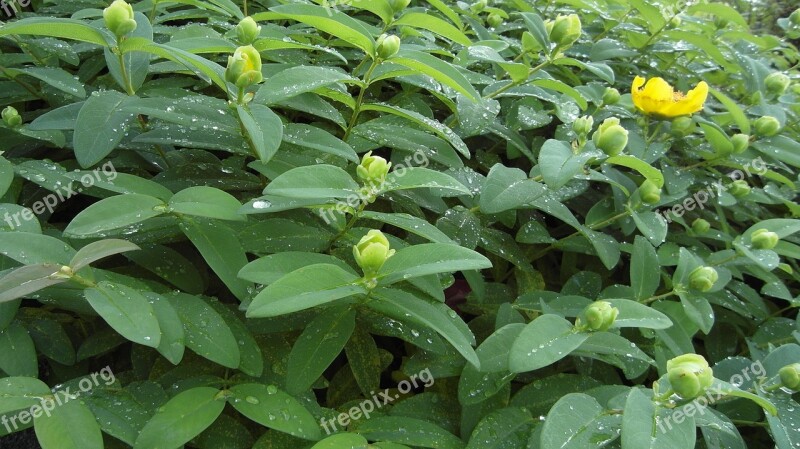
[485,60,550,99]
[343,59,379,141]
[117,50,135,96]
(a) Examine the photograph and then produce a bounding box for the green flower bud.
[765,72,790,96]
[2,106,22,128]
[573,115,594,136]
[754,116,781,137]
[749,91,762,105]
[639,179,661,204]
[521,31,540,53]
[235,16,261,44]
[751,228,779,250]
[549,14,581,48]
[353,230,395,275]
[225,45,263,88]
[103,0,137,37]
[602,87,620,105]
[592,117,628,156]
[583,300,618,331]
[670,116,695,137]
[667,353,714,399]
[356,151,391,185]
[728,180,750,197]
[730,133,749,153]
[376,34,401,59]
[791,9,800,25]
[691,218,710,233]
[779,363,800,391]
[389,0,411,13]
[714,16,729,28]
[669,16,681,27]
[487,13,503,28]
[471,0,487,12]
[689,266,718,292]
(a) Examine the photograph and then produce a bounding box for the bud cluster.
[667,353,714,399]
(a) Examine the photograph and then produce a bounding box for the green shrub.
[0,0,798,448]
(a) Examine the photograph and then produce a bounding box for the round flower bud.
[669,16,681,27]
[235,17,261,44]
[549,14,581,48]
[389,0,411,13]
[353,230,395,275]
[667,353,714,399]
[573,115,594,136]
[689,266,718,292]
[103,0,137,37]
[714,16,729,28]
[639,179,661,204]
[779,363,800,391]
[471,0,487,12]
[731,133,749,153]
[356,151,391,185]
[225,45,263,88]
[670,116,695,137]
[754,116,781,137]
[583,300,618,332]
[487,13,503,28]
[728,180,750,197]
[765,72,790,96]
[2,106,22,128]
[592,117,628,156]
[376,34,401,59]
[751,228,779,250]
[791,9,800,25]
[691,218,710,234]
[602,87,620,105]
[521,31,540,53]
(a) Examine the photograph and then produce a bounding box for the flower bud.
[356,151,391,185]
[225,45,263,88]
[521,31,540,53]
[751,228,779,250]
[791,9,800,25]
[639,179,661,204]
[689,266,718,292]
[779,363,800,391]
[602,87,620,105]
[353,230,395,275]
[728,180,750,197]
[235,17,261,44]
[714,16,729,28]
[691,218,710,233]
[2,106,22,128]
[765,72,790,96]
[471,0,487,12]
[583,300,618,331]
[376,34,401,59]
[389,0,411,13]
[754,116,781,137]
[670,116,695,137]
[731,133,749,153]
[592,117,628,156]
[573,115,594,136]
[669,16,681,27]
[103,0,137,37]
[487,13,503,28]
[549,14,581,48]
[667,353,713,399]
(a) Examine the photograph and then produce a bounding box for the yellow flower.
[631,76,708,118]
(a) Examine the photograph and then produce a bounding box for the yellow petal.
[662,81,709,117]
[631,76,647,112]
[641,77,674,104]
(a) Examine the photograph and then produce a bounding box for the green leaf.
[382,167,470,196]
[394,12,472,45]
[762,392,800,449]
[604,298,672,329]
[0,377,51,415]
[263,165,359,199]
[166,292,240,369]
[370,288,479,367]
[0,156,12,198]
[283,123,359,162]
[311,433,369,449]
[35,400,104,449]
[466,407,534,449]
[255,66,354,105]
[64,193,166,238]
[631,236,660,300]
[541,393,621,449]
[133,387,226,449]
[354,416,465,449]
[530,79,588,110]
[605,155,664,188]
[169,186,244,221]
[480,164,547,214]
[84,281,161,348]
[286,305,356,394]
[0,264,67,304]
[229,384,322,440]
[508,314,589,373]
[539,139,592,189]
[237,103,284,163]
[70,239,140,271]
[0,232,75,264]
[377,243,492,284]
[247,264,365,318]
[621,388,695,449]
[631,211,668,246]
[0,17,113,46]
[239,252,356,284]
[270,4,375,55]
[73,90,136,168]
[8,67,86,98]
[0,322,38,377]
[360,211,454,244]
[707,87,750,134]
[390,49,481,101]
[143,292,185,365]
